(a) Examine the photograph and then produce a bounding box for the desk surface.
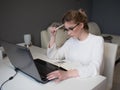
[0,44,106,90]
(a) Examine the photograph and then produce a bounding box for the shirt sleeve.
[76,37,104,78]
[47,42,68,60]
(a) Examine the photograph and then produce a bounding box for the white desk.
[0,45,106,90]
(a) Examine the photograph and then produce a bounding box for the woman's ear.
[79,23,84,29]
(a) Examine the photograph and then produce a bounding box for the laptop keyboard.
[34,59,58,78]
[34,58,67,81]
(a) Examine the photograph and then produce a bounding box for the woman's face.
[64,21,82,38]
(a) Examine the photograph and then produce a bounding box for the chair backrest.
[103,42,118,90]
[40,29,69,49]
[88,22,101,35]
[41,30,50,49]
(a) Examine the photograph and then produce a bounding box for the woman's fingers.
[47,70,59,80]
[47,70,68,82]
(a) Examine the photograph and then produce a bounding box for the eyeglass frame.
[64,23,79,31]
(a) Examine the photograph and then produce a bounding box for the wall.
[0,0,92,46]
[92,0,120,35]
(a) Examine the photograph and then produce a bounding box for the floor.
[112,61,120,90]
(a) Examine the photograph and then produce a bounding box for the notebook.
[1,41,67,84]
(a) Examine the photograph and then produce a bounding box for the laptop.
[1,41,67,84]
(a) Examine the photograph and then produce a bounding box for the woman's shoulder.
[88,33,104,44]
[89,34,104,50]
[89,33,104,40]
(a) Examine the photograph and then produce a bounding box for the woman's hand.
[48,27,57,37]
[48,26,57,48]
[47,69,79,83]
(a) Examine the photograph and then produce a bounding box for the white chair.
[103,42,118,90]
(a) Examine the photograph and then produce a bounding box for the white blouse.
[47,33,104,78]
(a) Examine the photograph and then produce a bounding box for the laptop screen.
[2,42,42,82]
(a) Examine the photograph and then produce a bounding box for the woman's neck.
[78,30,89,41]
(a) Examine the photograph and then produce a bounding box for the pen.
[55,24,64,30]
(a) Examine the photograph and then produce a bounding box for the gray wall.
[0,0,120,46]
[0,0,92,46]
[92,0,120,35]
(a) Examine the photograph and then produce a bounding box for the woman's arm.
[47,41,67,59]
[48,27,57,48]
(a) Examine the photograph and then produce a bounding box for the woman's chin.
[72,36,77,39]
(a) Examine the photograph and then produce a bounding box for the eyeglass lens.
[64,23,79,31]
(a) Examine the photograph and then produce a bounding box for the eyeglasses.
[64,23,79,31]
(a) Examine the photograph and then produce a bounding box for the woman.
[47,9,104,83]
